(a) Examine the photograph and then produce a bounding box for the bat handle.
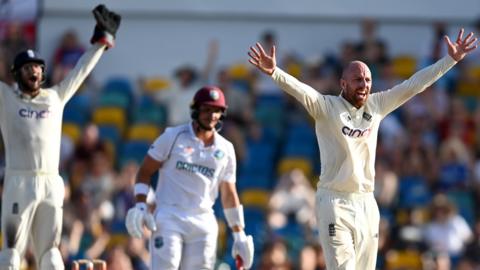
[235,255,244,270]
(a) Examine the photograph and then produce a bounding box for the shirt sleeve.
[52,44,107,104]
[271,68,327,118]
[147,127,176,162]
[219,142,236,183]
[372,55,457,116]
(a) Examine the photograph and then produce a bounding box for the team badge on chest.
[213,149,225,160]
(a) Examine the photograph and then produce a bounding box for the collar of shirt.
[188,121,218,148]
[13,85,39,100]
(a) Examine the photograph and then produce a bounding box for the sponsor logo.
[18,107,50,119]
[341,126,371,138]
[154,236,163,249]
[12,203,18,215]
[176,161,215,178]
[209,90,220,100]
[328,223,336,237]
[362,112,372,121]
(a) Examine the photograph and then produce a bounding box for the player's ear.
[340,79,346,91]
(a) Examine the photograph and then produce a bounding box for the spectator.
[423,193,473,263]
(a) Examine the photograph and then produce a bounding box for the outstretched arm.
[54,5,122,103]
[375,28,478,116]
[248,42,326,118]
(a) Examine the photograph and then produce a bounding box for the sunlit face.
[340,61,372,108]
[196,104,224,130]
[19,62,43,93]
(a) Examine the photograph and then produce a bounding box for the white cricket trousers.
[315,188,380,270]
[150,205,218,270]
[1,170,64,262]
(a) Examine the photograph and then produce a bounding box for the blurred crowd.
[0,17,480,270]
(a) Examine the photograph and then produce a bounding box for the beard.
[19,74,42,93]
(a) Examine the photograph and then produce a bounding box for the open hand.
[445,28,478,62]
[248,42,276,76]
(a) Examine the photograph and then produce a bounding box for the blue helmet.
[11,49,45,73]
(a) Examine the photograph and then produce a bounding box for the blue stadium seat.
[119,140,151,168]
[64,93,91,126]
[397,175,432,209]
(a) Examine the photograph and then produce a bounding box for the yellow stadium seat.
[107,233,129,249]
[277,157,313,179]
[127,123,162,142]
[392,55,417,79]
[62,122,82,143]
[228,63,250,80]
[142,76,171,93]
[92,107,127,134]
[385,249,422,270]
[468,66,480,79]
[240,189,270,209]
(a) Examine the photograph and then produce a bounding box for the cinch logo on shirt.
[341,126,371,138]
[176,161,215,178]
[18,108,51,119]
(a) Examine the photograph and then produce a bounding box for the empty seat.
[92,107,127,134]
[126,123,162,142]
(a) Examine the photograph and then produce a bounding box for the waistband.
[156,203,214,215]
[317,187,374,201]
[5,169,59,177]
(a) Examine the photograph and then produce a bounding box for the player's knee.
[0,248,21,270]
[39,248,64,270]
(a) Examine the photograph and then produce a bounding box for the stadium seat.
[385,249,422,270]
[97,91,131,109]
[118,140,151,167]
[92,107,128,134]
[142,76,171,93]
[277,157,313,179]
[240,189,270,209]
[62,122,82,143]
[126,123,162,142]
[392,55,417,79]
[132,99,167,126]
[64,93,91,126]
[103,76,134,94]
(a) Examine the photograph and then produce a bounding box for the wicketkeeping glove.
[125,203,157,238]
[232,231,254,269]
[90,4,121,48]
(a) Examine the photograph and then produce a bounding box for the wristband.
[134,183,150,196]
[224,205,245,229]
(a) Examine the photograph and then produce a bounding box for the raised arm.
[53,5,121,103]
[374,28,478,116]
[248,42,326,118]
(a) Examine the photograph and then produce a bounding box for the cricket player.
[248,29,477,269]
[126,86,254,269]
[0,5,121,270]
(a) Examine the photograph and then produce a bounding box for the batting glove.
[90,4,121,48]
[232,231,254,269]
[125,203,157,238]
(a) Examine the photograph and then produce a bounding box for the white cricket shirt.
[148,122,236,211]
[0,44,105,174]
[272,55,457,193]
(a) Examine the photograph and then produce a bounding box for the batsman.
[0,5,120,270]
